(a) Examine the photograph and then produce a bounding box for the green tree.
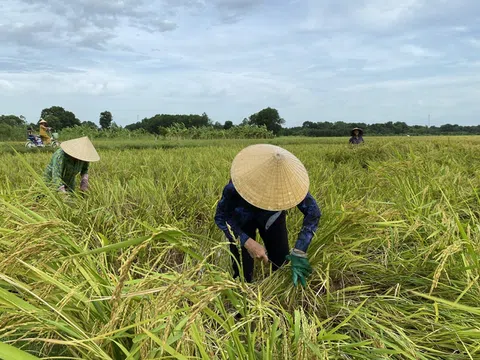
[0,115,24,127]
[126,113,212,134]
[82,121,99,129]
[201,112,211,125]
[40,106,80,130]
[247,107,285,135]
[43,115,62,130]
[224,120,233,130]
[99,111,113,129]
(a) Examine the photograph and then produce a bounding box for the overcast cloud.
[1,0,480,126]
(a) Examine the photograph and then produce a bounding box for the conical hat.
[230,144,309,211]
[39,119,47,124]
[60,137,100,162]
[351,127,363,136]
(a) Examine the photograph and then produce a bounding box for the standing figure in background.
[214,144,321,287]
[349,127,364,144]
[39,119,51,145]
[44,137,100,193]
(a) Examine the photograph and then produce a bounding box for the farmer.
[39,119,51,145]
[349,127,364,144]
[215,144,321,287]
[44,136,100,193]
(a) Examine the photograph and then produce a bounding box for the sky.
[1,0,480,127]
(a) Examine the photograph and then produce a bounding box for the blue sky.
[1,0,480,127]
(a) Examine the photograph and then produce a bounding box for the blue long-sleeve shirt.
[214,181,321,252]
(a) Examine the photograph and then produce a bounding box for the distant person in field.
[215,144,321,287]
[39,119,51,145]
[349,127,364,144]
[44,137,100,193]
[27,127,35,141]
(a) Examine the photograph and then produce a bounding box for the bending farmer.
[215,144,321,287]
[44,136,100,192]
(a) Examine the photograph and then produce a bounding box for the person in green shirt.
[44,137,100,192]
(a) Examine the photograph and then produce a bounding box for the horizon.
[2,0,480,127]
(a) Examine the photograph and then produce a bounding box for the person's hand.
[286,249,312,288]
[244,238,268,264]
[58,185,67,193]
[80,174,89,192]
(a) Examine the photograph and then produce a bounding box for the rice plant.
[1,136,480,359]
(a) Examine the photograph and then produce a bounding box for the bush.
[59,124,150,140]
[0,124,26,141]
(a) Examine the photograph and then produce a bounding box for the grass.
[1,136,480,359]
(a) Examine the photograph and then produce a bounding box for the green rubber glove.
[286,250,312,288]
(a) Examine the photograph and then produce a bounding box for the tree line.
[281,121,480,136]
[1,105,480,142]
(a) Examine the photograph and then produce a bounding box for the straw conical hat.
[60,137,100,162]
[351,127,363,136]
[230,144,309,211]
[39,119,47,124]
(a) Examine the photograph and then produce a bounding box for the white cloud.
[0,69,136,95]
[468,38,480,47]
[353,0,422,29]
[1,0,480,126]
[400,44,441,57]
[339,73,480,92]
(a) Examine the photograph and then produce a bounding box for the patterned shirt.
[214,181,321,252]
[43,149,89,190]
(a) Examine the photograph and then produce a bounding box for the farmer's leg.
[259,212,289,271]
[229,221,256,283]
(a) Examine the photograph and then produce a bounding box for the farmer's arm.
[80,161,90,191]
[80,161,89,176]
[214,182,250,246]
[50,151,66,190]
[294,193,321,252]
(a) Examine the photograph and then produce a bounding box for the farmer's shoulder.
[222,181,238,196]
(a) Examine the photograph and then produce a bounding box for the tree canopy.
[99,111,113,129]
[40,106,80,130]
[82,121,99,129]
[280,121,480,136]
[0,115,25,127]
[247,107,285,135]
[126,113,211,134]
[224,121,233,130]
[2,105,480,141]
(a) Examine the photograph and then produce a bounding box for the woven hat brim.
[351,128,363,136]
[60,137,100,162]
[231,144,309,211]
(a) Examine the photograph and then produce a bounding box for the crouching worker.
[44,136,100,193]
[214,144,321,287]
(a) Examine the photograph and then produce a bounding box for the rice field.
[1,136,480,359]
